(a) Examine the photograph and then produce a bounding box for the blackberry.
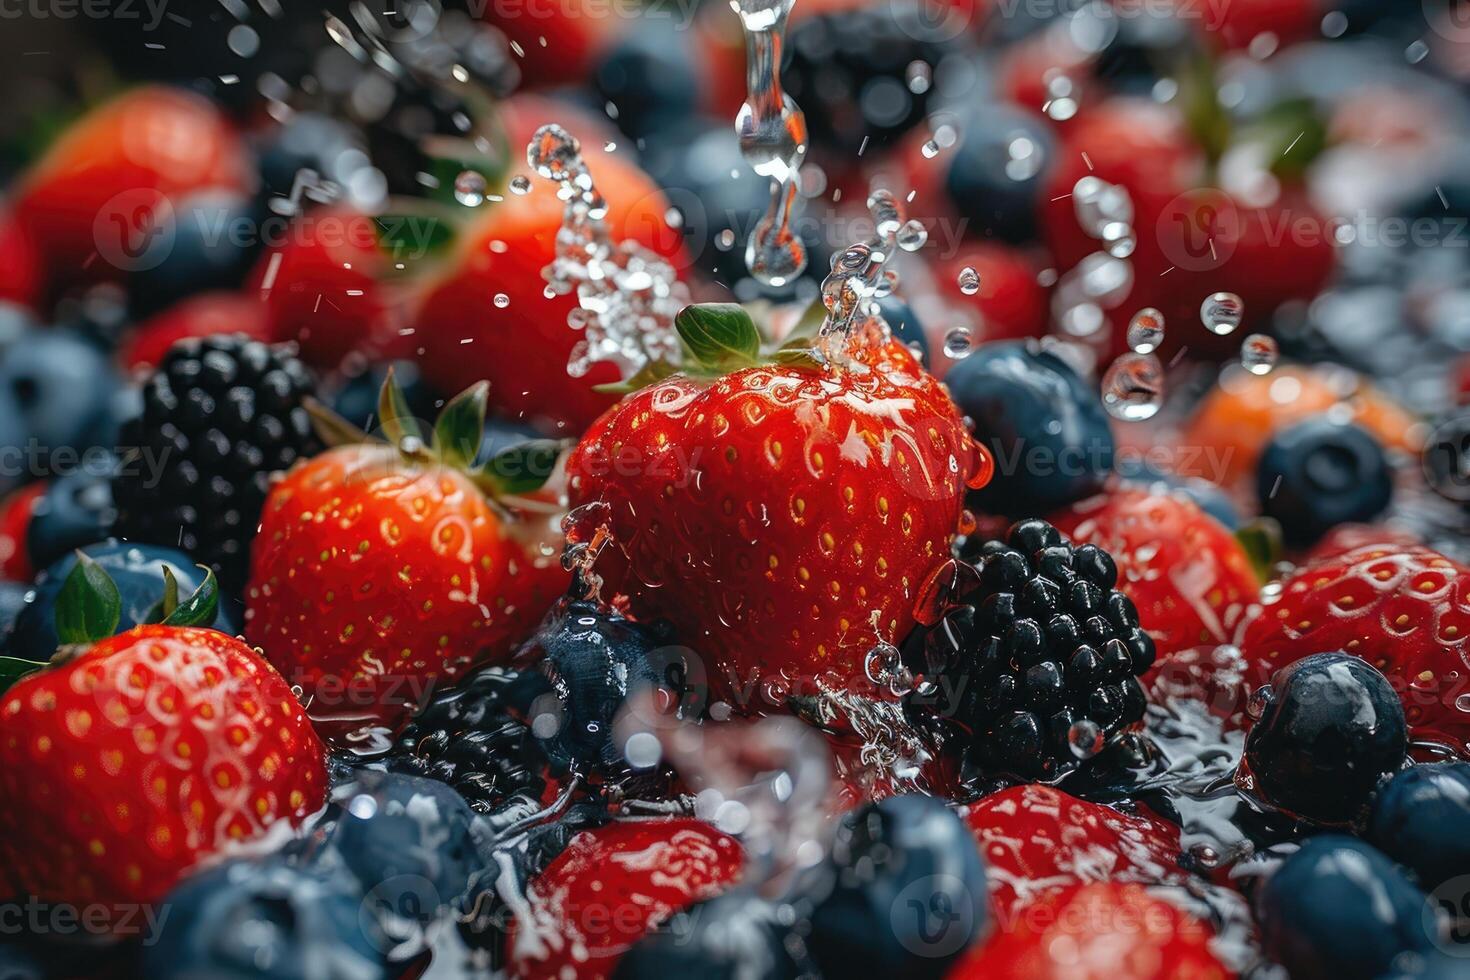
[904,519,1153,780]
[111,335,320,593]
[386,666,555,813]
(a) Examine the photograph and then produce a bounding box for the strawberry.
[1239,543,1470,757]
[949,881,1230,980]
[961,784,1189,920]
[117,291,271,372]
[13,86,250,292]
[245,372,569,741]
[566,304,981,709]
[0,558,325,908]
[935,245,1049,349]
[0,211,41,310]
[413,114,683,433]
[0,482,45,582]
[504,817,744,980]
[1050,484,1261,670]
[1197,0,1319,50]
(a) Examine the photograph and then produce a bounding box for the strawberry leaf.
[0,656,46,694]
[779,298,827,352]
[160,565,180,620]
[379,367,425,448]
[305,397,370,448]
[477,439,567,496]
[675,304,761,372]
[161,567,220,629]
[1236,518,1283,585]
[434,381,489,470]
[55,552,121,647]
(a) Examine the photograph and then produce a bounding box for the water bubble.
[1101,352,1165,421]
[527,124,582,181]
[1246,684,1274,721]
[905,60,931,95]
[1067,718,1105,759]
[863,641,913,697]
[716,228,736,250]
[921,140,940,159]
[1127,308,1166,354]
[493,293,510,309]
[957,266,981,296]
[942,326,974,360]
[453,170,486,207]
[1201,292,1245,336]
[896,219,927,252]
[1239,333,1278,375]
[508,175,532,195]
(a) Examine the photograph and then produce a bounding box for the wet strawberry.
[504,818,744,980]
[0,576,325,909]
[0,211,40,310]
[0,483,45,582]
[961,784,1189,920]
[1051,484,1261,669]
[117,292,271,372]
[949,881,1230,980]
[245,374,568,740]
[1240,543,1470,757]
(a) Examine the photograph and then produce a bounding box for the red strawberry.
[118,292,271,372]
[505,818,744,980]
[0,211,41,310]
[0,482,45,582]
[935,245,1049,350]
[1239,543,1470,756]
[1306,524,1424,563]
[949,881,1231,980]
[1198,0,1318,50]
[961,784,1189,919]
[14,86,250,292]
[413,116,683,433]
[0,623,326,908]
[1050,485,1261,669]
[245,375,568,740]
[566,312,980,709]
[247,206,397,372]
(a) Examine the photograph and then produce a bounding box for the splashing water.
[1239,333,1278,375]
[1201,291,1245,336]
[731,0,809,286]
[814,189,928,363]
[1127,308,1166,354]
[453,169,487,206]
[528,124,689,379]
[957,266,981,296]
[1053,177,1136,345]
[1101,351,1165,421]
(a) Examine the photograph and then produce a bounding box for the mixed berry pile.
[1,1,1470,978]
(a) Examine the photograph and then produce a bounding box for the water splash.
[1053,177,1137,346]
[731,0,810,286]
[1201,291,1245,336]
[527,124,690,380]
[814,189,927,363]
[1101,352,1165,421]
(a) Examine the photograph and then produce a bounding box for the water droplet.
[957,266,981,296]
[1246,684,1274,721]
[527,124,583,181]
[603,140,617,152]
[453,170,486,207]
[920,139,940,159]
[1127,308,1166,354]
[716,228,736,250]
[1067,718,1104,759]
[942,326,974,360]
[509,175,532,195]
[493,293,510,309]
[896,219,927,252]
[1201,291,1245,336]
[1101,352,1165,421]
[864,642,913,697]
[1239,333,1278,375]
[965,443,995,490]
[1455,693,1470,713]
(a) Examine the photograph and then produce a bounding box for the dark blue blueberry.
[944,105,1055,245]
[257,113,371,207]
[0,940,41,980]
[1091,2,1194,95]
[1241,653,1407,826]
[0,330,120,461]
[1368,762,1470,893]
[128,191,263,319]
[144,858,389,980]
[946,342,1114,515]
[1114,460,1241,530]
[807,795,989,978]
[594,18,700,141]
[1257,418,1393,546]
[328,360,443,434]
[614,888,800,979]
[1379,949,1470,979]
[0,582,30,645]
[9,541,239,660]
[878,296,928,367]
[1256,836,1436,980]
[26,461,117,574]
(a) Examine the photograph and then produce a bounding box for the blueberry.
[1256,836,1436,980]
[127,191,263,319]
[0,330,120,461]
[26,462,117,574]
[594,18,700,140]
[9,541,240,660]
[943,105,1055,245]
[144,858,390,980]
[806,795,989,978]
[1368,763,1470,893]
[257,113,371,206]
[0,582,29,644]
[1114,459,1240,529]
[614,889,800,979]
[947,343,1114,515]
[1091,2,1194,95]
[1240,653,1407,826]
[1257,418,1392,546]
[877,296,928,367]
[327,361,443,434]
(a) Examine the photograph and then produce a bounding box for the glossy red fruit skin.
[245,444,568,738]
[505,818,744,980]
[566,342,976,708]
[118,292,271,371]
[0,482,45,582]
[949,881,1230,980]
[14,86,250,292]
[1051,485,1261,672]
[0,212,41,310]
[1240,543,1470,757]
[961,784,1189,920]
[0,626,326,908]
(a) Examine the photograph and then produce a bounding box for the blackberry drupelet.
[111,335,320,592]
[905,519,1153,780]
[386,666,554,813]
